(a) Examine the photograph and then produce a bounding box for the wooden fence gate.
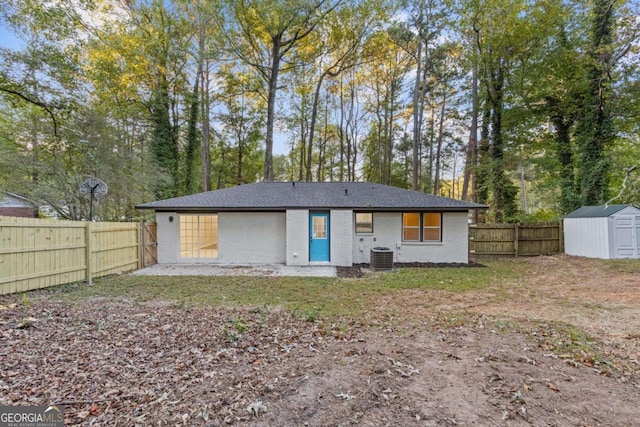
[140,222,157,268]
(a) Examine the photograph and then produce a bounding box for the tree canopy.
[0,0,639,221]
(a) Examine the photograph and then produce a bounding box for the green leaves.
[0,0,638,220]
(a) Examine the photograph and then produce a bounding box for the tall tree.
[429,43,463,196]
[361,28,412,184]
[175,0,222,193]
[466,0,553,221]
[541,16,582,214]
[2,0,638,222]
[303,2,379,181]
[218,0,341,181]
[333,67,364,181]
[217,66,266,186]
[403,0,450,191]
[575,0,616,205]
[460,41,478,203]
[142,1,189,198]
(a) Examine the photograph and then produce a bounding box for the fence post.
[558,220,564,253]
[469,224,476,257]
[514,224,519,257]
[85,222,93,285]
[139,221,144,269]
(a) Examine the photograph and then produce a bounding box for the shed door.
[309,213,330,262]
[637,216,640,256]
[614,216,639,258]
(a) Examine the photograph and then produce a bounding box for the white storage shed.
[564,204,640,259]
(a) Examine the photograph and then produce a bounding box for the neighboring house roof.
[564,204,640,218]
[0,191,35,208]
[136,182,487,212]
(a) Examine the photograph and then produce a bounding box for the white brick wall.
[330,209,353,266]
[286,209,309,266]
[156,211,179,264]
[352,211,469,264]
[219,212,286,264]
[157,211,286,264]
[157,209,470,266]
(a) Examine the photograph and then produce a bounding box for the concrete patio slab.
[132,264,337,278]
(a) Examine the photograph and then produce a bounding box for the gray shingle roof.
[564,204,638,218]
[136,182,487,211]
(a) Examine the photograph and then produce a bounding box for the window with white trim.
[403,213,420,241]
[355,212,373,234]
[402,212,442,242]
[180,214,218,258]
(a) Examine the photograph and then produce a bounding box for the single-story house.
[0,191,38,218]
[136,182,487,266]
[564,204,640,259]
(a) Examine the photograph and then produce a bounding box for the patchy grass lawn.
[2,256,640,426]
[48,259,522,318]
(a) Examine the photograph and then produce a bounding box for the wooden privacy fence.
[141,221,158,268]
[469,222,563,257]
[0,217,144,295]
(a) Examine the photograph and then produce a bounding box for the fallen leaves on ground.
[3,255,640,427]
[0,300,347,426]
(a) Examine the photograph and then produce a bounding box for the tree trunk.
[184,68,200,194]
[338,78,345,182]
[386,93,394,186]
[487,64,516,222]
[316,97,330,181]
[200,60,211,192]
[236,95,246,185]
[150,72,177,199]
[547,96,577,214]
[576,0,615,205]
[433,88,447,195]
[264,35,281,182]
[299,93,306,181]
[425,107,435,193]
[477,99,490,205]
[237,136,244,185]
[378,118,384,183]
[349,81,358,181]
[462,62,478,202]
[412,40,423,191]
[307,74,325,181]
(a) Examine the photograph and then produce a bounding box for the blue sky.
[0,19,22,50]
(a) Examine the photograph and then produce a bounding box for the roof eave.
[136,205,488,212]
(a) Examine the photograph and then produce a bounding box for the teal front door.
[309,213,330,262]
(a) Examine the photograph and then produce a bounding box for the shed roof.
[564,204,639,218]
[136,182,487,212]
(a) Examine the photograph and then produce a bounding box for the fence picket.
[469,222,563,258]
[0,217,142,295]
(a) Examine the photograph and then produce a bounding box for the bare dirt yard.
[1,255,639,426]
